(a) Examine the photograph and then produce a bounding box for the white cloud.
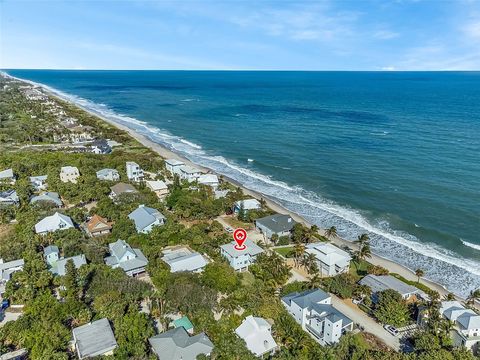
[373,30,400,40]
[463,21,480,40]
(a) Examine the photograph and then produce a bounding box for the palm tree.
[353,243,372,270]
[302,253,318,275]
[325,226,337,240]
[466,289,480,306]
[443,293,456,301]
[355,233,370,246]
[293,243,305,268]
[307,273,322,289]
[415,268,424,283]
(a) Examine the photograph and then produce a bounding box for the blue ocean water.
[5,70,480,296]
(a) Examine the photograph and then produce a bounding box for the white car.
[225,226,234,233]
[384,324,399,337]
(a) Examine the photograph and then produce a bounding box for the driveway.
[0,311,22,327]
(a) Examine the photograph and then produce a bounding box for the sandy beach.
[38,82,470,304]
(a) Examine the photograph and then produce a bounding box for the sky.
[1,0,480,70]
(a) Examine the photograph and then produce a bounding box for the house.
[60,166,80,184]
[220,239,264,272]
[197,174,219,189]
[72,318,118,359]
[110,182,138,199]
[126,161,144,182]
[85,214,113,237]
[146,180,169,198]
[149,327,214,360]
[34,212,74,235]
[96,168,120,181]
[90,139,112,154]
[255,214,296,239]
[29,175,48,190]
[233,199,261,214]
[172,316,194,335]
[305,243,352,276]
[0,190,19,207]
[161,246,209,273]
[0,169,16,184]
[359,275,421,303]
[165,159,185,175]
[0,258,24,284]
[0,348,28,360]
[44,245,86,276]
[282,289,353,345]
[104,239,148,276]
[30,192,63,207]
[214,189,229,199]
[235,316,278,357]
[439,301,480,351]
[128,205,166,234]
[179,166,202,182]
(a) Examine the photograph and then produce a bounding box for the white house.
[128,205,166,234]
[282,289,353,345]
[197,174,219,189]
[305,243,352,276]
[0,168,16,184]
[179,165,203,182]
[0,190,19,207]
[145,180,169,198]
[235,316,278,357]
[436,301,480,351]
[104,239,148,276]
[220,239,264,272]
[60,166,80,184]
[34,212,74,235]
[165,159,185,175]
[30,175,48,190]
[0,258,24,283]
[43,245,86,276]
[96,168,120,181]
[161,246,209,273]
[233,199,261,214]
[255,214,296,240]
[126,161,144,182]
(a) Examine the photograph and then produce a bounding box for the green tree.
[373,289,410,327]
[415,268,425,283]
[325,226,337,240]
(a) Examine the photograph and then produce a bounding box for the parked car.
[384,324,399,336]
[352,297,363,305]
[1,299,9,310]
[225,226,234,233]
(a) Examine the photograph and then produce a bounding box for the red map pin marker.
[233,228,247,250]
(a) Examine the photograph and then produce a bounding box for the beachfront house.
[0,190,19,207]
[60,166,80,184]
[109,182,138,200]
[72,318,118,359]
[179,165,203,182]
[145,180,169,198]
[220,239,264,272]
[34,212,74,235]
[96,168,120,181]
[305,242,351,276]
[359,274,421,303]
[235,316,278,357]
[128,205,166,234]
[0,168,16,184]
[165,158,185,175]
[85,214,113,237]
[44,245,86,276]
[197,174,219,189]
[233,199,261,214]
[149,327,214,360]
[126,161,144,182]
[90,139,112,154]
[255,214,296,240]
[440,301,480,351]
[30,192,63,207]
[104,239,148,276]
[161,246,209,273]
[30,175,48,191]
[282,289,353,345]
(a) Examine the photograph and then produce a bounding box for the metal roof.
[359,275,419,296]
[149,327,213,360]
[255,214,296,233]
[72,318,117,359]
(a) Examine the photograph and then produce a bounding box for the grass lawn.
[349,259,371,278]
[274,246,294,258]
[223,217,254,230]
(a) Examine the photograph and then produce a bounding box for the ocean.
[5,70,480,296]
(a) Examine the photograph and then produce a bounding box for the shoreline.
[6,72,469,303]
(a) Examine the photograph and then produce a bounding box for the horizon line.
[2,68,480,72]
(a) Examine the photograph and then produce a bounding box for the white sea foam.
[247,158,254,162]
[10,73,480,297]
[462,240,480,251]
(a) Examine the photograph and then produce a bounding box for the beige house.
[60,166,80,184]
[145,180,169,198]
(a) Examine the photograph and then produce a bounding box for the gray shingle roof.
[44,245,59,257]
[105,240,148,273]
[73,318,117,359]
[30,192,63,206]
[255,214,296,233]
[96,168,119,178]
[281,289,330,309]
[149,327,214,360]
[110,182,137,196]
[359,275,419,296]
[128,205,165,232]
[51,254,87,276]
